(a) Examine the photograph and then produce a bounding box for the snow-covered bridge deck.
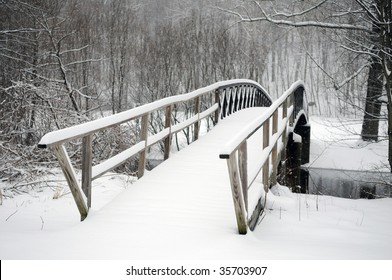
[34,79,313,235]
[2,107,391,259]
[97,107,267,233]
[1,80,392,260]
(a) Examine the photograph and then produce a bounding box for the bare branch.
[59,45,89,55]
[0,28,44,34]
[340,44,382,60]
[336,63,370,89]
[64,58,103,68]
[270,0,329,19]
[354,0,381,24]
[220,1,371,32]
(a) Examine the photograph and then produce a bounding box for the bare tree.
[221,0,392,171]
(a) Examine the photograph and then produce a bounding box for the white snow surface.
[1,109,391,259]
[307,117,389,171]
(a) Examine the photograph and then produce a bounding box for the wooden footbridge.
[38,79,310,234]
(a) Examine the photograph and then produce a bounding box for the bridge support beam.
[295,124,311,164]
[286,132,302,193]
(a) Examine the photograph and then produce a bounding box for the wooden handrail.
[38,79,272,221]
[219,81,308,234]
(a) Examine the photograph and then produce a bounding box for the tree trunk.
[379,0,392,172]
[361,55,383,141]
[361,3,384,142]
[389,103,392,172]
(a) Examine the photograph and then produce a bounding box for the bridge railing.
[219,81,307,234]
[38,79,271,221]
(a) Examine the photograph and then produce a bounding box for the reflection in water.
[300,168,392,199]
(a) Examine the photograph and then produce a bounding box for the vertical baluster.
[228,87,234,116]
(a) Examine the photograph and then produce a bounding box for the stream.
[300,167,392,199]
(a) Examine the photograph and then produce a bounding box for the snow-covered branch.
[336,63,370,90]
[220,1,371,32]
[64,58,103,68]
[340,44,382,60]
[59,45,89,56]
[271,0,329,19]
[0,28,43,34]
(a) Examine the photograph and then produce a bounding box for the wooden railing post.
[193,96,200,142]
[289,95,294,126]
[279,99,289,185]
[263,119,270,192]
[238,141,248,211]
[215,89,221,123]
[226,152,247,235]
[271,109,279,186]
[164,105,172,160]
[82,134,92,208]
[52,145,88,221]
[138,114,149,178]
[38,79,276,223]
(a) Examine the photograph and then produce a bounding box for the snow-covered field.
[0,111,391,262]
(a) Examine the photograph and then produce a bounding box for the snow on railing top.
[219,80,306,157]
[37,78,273,221]
[218,80,308,234]
[38,79,270,148]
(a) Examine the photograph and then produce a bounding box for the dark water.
[300,167,392,199]
[146,159,163,170]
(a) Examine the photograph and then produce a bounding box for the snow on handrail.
[38,79,269,148]
[37,79,273,222]
[218,80,308,234]
[219,80,305,157]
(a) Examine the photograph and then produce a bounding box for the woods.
[225,0,391,170]
[1,0,391,189]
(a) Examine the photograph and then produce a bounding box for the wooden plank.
[138,114,149,178]
[238,141,248,211]
[92,141,146,180]
[164,105,172,160]
[82,135,92,208]
[52,145,88,221]
[226,153,247,234]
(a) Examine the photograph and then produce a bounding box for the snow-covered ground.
[0,110,391,261]
[308,117,389,171]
